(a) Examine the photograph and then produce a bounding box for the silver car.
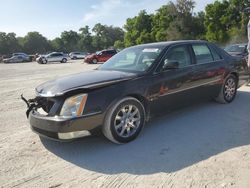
[12,53,30,61]
[36,52,68,64]
[3,55,28,63]
[69,52,87,59]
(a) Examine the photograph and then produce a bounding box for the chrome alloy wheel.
[114,105,141,138]
[224,77,236,101]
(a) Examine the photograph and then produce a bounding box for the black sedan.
[22,40,249,144]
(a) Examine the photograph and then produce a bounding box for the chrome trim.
[58,130,91,139]
[159,78,222,97]
[32,110,102,121]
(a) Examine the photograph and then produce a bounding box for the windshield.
[224,45,246,53]
[99,46,164,72]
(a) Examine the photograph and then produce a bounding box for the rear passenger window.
[192,44,213,64]
[107,50,116,55]
[209,46,222,61]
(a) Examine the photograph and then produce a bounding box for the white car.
[36,52,68,64]
[69,52,87,59]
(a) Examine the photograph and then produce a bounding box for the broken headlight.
[60,94,88,117]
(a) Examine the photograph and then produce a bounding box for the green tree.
[60,30,80,52]
[205,1,230,43]
[152,3,178,41]
[124,10,153,47]
[78,26,93,52]
[22,32,51,54]
[50,37,65,52]
[204,0,250,44]
[114,40,124,49]
[0,32,22,55]
[165,0,197,40]
[92,23,124,51]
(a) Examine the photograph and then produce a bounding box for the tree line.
[0,0,249,55]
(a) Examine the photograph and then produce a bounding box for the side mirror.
[163,59,179,70]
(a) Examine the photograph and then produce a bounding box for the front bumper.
[84,58,94,63]
[29,110,103,140]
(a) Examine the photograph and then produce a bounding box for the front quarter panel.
[83,76,149,119]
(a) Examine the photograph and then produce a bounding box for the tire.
[92,59,98,64]
[40,58,47,64]
[102,97,146,144]
[61,58,67,63]
[215,74,238,104]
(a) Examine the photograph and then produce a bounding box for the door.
[54,53,63,62]
[47,54,55,62]
[17,56,23,62]
[148,44,197,115]
[98,51,109,62]
[191,43,226,99]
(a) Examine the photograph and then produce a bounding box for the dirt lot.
[0,60,250,188]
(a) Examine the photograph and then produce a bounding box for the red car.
[84,49,117,64]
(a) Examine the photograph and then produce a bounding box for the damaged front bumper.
[21,95,103,140]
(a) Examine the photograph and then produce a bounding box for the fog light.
[58,130,90,139]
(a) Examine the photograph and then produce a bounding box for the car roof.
[50,52,63,54]
[13,52,28,55]
[102,49,116,52]
[129,40,208,49]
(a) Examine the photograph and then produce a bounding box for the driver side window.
[161,45,191,70]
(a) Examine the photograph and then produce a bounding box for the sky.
[0,0,215,39]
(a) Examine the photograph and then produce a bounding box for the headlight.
[60,94,88,117]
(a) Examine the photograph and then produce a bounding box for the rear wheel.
[215,74,237,104]
[92,59,98,64]
[102,97,145,144]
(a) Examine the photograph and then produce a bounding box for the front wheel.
[40,58,47,64]
[215,74,238,104]
[102,97,146,144]
[92,59,98,64]
[61,58,67,63]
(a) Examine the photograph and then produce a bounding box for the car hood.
[36,70,137,97]
[85,54,95,58]
[3,57,15,62]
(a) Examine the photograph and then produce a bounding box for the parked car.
[12,52,30,61]
[224,43,248,60]
[69,52,87,59]
[84,49,117,64]
[3,55,29,63]
[36,52,68,64]
[22,40,249,144]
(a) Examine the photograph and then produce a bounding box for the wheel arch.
[126,94,150,121]
[229,71,239,85]
[103,93,150,123]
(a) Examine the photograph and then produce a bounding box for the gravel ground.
[0,60,250,188]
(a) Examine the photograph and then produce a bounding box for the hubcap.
[224,78,236,101]
[114,105,141,138]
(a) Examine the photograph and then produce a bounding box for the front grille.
[42,99,54,113]
[36,97,55,113]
